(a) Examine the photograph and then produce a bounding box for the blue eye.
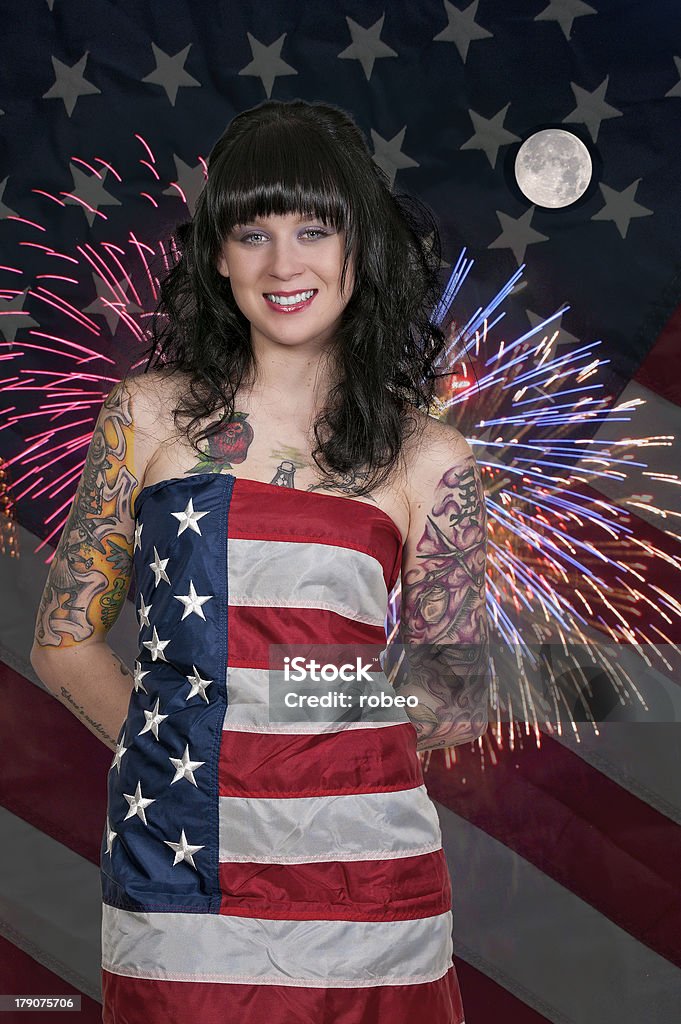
[239,228,331,245]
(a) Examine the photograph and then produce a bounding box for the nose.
[266,237,306,281]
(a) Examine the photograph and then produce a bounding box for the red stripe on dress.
[228,478,403,593]
[227,605,388,669]
[102,963,465,1024]
[426,735,681,967]
[219,722,422,797]
[217,849,452,921]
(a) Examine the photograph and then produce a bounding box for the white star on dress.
[133,659,151,692]
[174,580,213,621]
[42,51,101,116]
[185,665,213,702]
[433,0,493,63]
[139,696,169,741]
[134,520,143,551]
[105,815,117,856]
[123,781,156,824]
[170,497,211,536]
[142,625,171,662]
[338,15,398,81]
[149,546,171,587]
[111,733,129,773]
[238,32,298,98]
[142,42,201,105]
[591,179,653,239]
[169,744,206,786]
[163,828,205,869]
[137,596,152,629]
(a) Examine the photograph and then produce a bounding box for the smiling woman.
[216,210,352,349]
[31,98,486,1024]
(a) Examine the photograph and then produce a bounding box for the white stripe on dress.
[101,905,454,988]
[227,537,389,625]
[218,786,443,864]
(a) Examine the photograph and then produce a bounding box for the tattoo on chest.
[189,414,307,486]
[188,412,375,498]
[189,411,255,475]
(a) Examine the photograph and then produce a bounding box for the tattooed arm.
[393,425,490,752]
[30,376,159,751]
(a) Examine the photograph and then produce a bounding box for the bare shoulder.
[119,368,184,436]
[114,368,191,483]
[402,408,474,503]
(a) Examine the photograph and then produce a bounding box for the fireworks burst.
[384,250,681,764]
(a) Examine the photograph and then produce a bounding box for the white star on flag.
[133,519,143,551]
[170,497,211,536]
[169,744,206,786]
[123,781,156,824]
[433,0,493,63]
[139,696,169,741]
[133,660,151,692]
[142,42,201,106]
[149,546,171,587]
[337,15,397,81]
[111,734,128,773]
[238,32,297,99]
[163,828,205,869]
[142,625,171,662]
[137,595,152,629]
[185,664,213,702]
[174,579,213,620]
[42,51,101,116]
[105,816,117,856]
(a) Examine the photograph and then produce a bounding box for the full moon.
[514,129,593,208]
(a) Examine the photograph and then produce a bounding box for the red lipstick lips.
[263,289,318,314]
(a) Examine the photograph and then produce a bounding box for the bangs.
[212,122,354,236]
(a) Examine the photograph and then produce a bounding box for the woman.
[31,99,489,1023]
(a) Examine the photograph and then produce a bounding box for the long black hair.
[135,98,448,497]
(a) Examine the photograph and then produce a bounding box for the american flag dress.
[100,472,465,1023]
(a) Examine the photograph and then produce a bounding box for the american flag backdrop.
[0,1,680,1022]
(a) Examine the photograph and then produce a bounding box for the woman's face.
[216,211,354,351]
